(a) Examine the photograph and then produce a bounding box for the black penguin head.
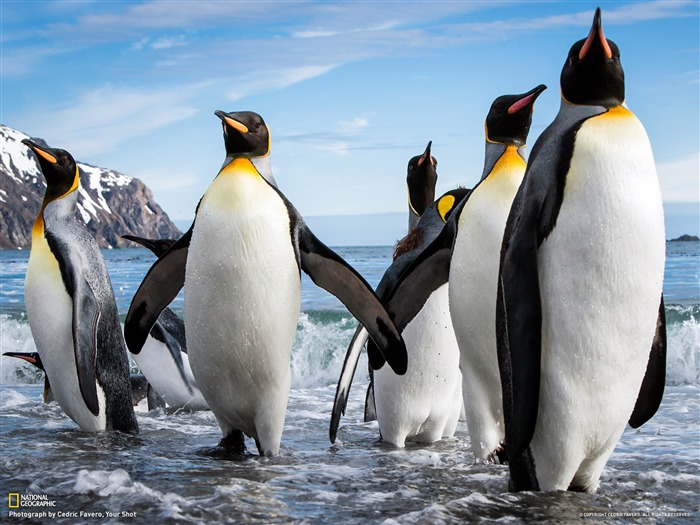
[215,110,270,159]
[561,8,624,107]
[407,141,438,218]
[121,235,176,257]
[22,139,79,202]
[485,84,547,147]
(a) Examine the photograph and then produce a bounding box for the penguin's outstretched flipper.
[125,227,192,355]
[296,219,407,376]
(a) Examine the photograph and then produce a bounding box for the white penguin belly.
[449,160,524,460]
[374,284,462,447]
[133,338,207,411]
[532,109,665,491]
[185,169,300,454]
[25,237,106,431]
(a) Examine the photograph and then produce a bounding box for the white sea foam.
[3,311,696,390]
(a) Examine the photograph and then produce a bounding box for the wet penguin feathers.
[23,140,138,434]
[125,110,408,378]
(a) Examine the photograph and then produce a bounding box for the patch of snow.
[0,125,42,183]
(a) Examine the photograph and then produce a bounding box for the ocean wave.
[2,308,697,389]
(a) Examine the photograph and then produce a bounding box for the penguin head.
[22,139,79,202]
[485,84,547,147]
[407,141,438,221]
[561,8,624,107]
[122,235,176,258]
[215,110,271,159]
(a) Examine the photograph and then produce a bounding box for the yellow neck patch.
[601,105,633,119]
[437,194,456,222]
[492,145,526,174]
[220,157,262,178]
[32,166,80,239]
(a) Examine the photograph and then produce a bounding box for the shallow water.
[1,243,699,523]
[1,384,698,524]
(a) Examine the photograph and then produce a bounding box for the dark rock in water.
[670,234,699,242]
[0,124,181,249]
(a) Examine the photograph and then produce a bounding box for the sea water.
[1,243,698,524]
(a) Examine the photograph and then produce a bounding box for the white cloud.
[151,35,188,50]
[14,84,203,157]
[657,153,700,202]
[337,117,369,135]
[227,64,339,101]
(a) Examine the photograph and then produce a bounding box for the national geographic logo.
[7,493,57,508]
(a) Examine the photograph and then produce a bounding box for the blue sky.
[2,1,698,241]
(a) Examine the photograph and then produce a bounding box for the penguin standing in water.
[350,141,440,424]
[450,84,546,462]
[125,110,407,456]
[497,9,666,492]
[22,140,138,434]
[122,235,208,411]
[331,144,467,446]
[355,86,545,453]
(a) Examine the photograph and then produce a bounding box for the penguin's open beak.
[417,141,433,167]
[21,139,58,164]
[215,110,248,134]
[508,84,547,115]
[580,7,612,60]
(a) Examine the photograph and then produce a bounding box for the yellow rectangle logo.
[8,493,20,508]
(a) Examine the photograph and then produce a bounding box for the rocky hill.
[0,125,181,249]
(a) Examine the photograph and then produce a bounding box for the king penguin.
[351,86,545,453]
[125,110,407,456]
[497,8,666,492]
[22,140,138,434]
[331,145,468,446]
[122,235,208,411]
[449,84,546,462]
[359,141,440,424]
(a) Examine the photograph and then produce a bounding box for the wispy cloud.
[226,64,339,101]
[13,84,204,157]
[292,21,400,39]
[337,117,369,135]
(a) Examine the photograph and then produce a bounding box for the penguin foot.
[195,446,250,461]
[195,430,249,460]
[488,446,509,464]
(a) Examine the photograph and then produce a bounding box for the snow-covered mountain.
[0,125,181,249]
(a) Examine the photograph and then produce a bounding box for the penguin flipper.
[72,276,101,416]
[496,188,544,463]
[383,218,456,333]
[125,227,192,355]
[330,326,369,443]
[297,222,407,375]
[629,295,667,428]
